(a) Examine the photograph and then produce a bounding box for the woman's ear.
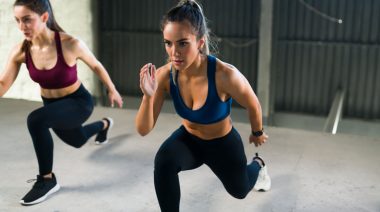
[41,11,49,24]
[198,37,205,51]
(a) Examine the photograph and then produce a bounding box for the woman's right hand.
[139,63,157,97]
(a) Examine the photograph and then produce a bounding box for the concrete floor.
[0,98,379,212]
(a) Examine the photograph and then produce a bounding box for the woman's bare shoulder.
[155,62,172,91]
[58,32,86,52]
[9,42,25,64]
[215,57,240,81]
[156,62,172,78]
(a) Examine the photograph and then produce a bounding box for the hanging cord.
[213,0,343,48]
[298,0,343,24]
[214,36,258,48]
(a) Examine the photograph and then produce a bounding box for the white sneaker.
[253,153,271,192]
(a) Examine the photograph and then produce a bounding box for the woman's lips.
[173,59,183,66]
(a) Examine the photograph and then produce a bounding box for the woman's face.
[163,21,204,70]
[14,6,47,40]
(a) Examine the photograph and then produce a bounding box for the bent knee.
[59,137,87,149]
[232,192,248,199]
[71,142,85,148]
[27,111,41,127]
[226,186,250,199]
[229,191,248,199]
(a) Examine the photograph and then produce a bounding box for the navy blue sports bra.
[169,55,232,124]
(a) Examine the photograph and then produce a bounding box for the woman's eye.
[164,41,171,47]
[179,42,187,47]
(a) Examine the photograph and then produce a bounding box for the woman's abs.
[40,80,81,98]
[182,116,233,140]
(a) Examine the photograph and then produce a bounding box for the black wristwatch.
[251,128,264,137]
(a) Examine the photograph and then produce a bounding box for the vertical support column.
[257,0,274,124]
[323,89,345,134]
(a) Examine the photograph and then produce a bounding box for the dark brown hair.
[161,0,215,55]
[14,0,64,52]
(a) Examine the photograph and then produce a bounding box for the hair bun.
[181,0,197,8]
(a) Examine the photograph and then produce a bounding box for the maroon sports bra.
[25,31,78,89]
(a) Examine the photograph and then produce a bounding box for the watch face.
[253,130,263,137]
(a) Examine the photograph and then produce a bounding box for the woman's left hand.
[108,89,124,108]
[249,132,269,147]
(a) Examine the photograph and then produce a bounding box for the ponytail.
[45,0,64,32]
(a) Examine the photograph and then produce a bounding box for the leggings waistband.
[41,84,90,104]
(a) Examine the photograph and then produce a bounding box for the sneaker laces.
[26,179,36,183]
[253,153,265,167]
[26,176,45,188]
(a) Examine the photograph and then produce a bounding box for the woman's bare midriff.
[40,80,81,98]
[182,116,233,140]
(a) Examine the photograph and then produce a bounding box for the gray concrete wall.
[0,0,99,101]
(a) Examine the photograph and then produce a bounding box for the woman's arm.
[72,38,123,108]
[135,64,167,136]
[217,61,268,146]
[0,44,23,97]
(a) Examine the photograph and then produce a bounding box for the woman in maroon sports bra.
[0,0,123,205]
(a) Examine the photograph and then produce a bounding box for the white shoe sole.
[95,139,109,145]
[20,183,60,205]
[254,183,271,192]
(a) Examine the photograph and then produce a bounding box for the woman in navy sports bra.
[0,0,123,206]
[136,0,271,211]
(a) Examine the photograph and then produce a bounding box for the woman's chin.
[172,62,185,70]
[24,35,33,41]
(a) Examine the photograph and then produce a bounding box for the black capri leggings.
[154,126,261,212]
[27,84,104,175]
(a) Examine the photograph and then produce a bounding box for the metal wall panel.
[100,32,167,95]
[98,0,260,98]
[273,0,380,119]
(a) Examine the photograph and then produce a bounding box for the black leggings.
[154,126,261,212]
[27,84,104,175]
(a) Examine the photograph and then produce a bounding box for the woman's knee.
[227,188,249,199]
[57,133,87,148]
[223,181,250,199]
[69,141,86,148]
[27,110,44,129]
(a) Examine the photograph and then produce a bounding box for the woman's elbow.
[0,83,7,97]
[137,129,149,137]
[136,125,151,136]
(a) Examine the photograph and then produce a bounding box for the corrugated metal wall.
[98,0,174,95]
[273,0,380,119]
[98,0,260,96]
[99,0,379,120]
